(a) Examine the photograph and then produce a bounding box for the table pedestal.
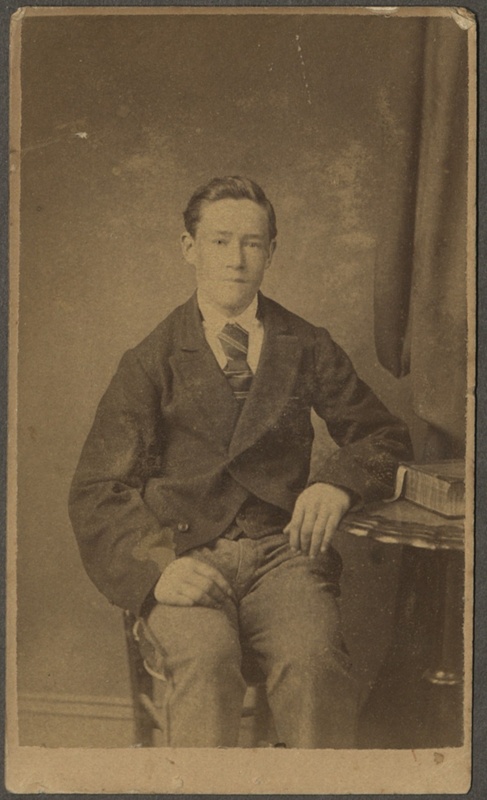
[357,545,464,749]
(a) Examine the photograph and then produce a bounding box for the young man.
[69,176,412,748]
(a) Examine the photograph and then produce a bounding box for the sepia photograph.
[7,4,475,794]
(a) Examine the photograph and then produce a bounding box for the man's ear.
[265,239,277,269]
[180,232,196,265]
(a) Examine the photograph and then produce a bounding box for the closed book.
[392,460,465,518]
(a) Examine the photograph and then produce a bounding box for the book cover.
[389,460,465,518]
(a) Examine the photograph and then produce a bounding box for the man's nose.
[226,241,245,268]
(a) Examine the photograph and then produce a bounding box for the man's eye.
[246,242,261,249]
[213,239,228,245]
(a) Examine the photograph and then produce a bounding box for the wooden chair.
[123,610,274,747]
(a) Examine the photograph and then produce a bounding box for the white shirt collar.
[197,292,259,332]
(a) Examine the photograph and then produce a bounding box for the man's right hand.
[154,556,234,608]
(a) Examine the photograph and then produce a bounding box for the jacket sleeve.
[310,328,413,504]
[68,349,175,615]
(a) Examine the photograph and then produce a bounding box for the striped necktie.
[217,322,253,403]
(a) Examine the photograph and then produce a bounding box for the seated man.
[69,176,412,748]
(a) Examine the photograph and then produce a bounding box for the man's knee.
[268,638,352,683]
[182,635,242,677]
[146,604,243,680]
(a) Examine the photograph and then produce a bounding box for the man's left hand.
[284,483,352,557]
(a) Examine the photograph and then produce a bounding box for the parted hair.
[183,176,277,241]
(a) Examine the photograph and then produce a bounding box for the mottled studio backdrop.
[16,12,466,746]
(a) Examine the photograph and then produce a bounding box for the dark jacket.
[69,293,412,614]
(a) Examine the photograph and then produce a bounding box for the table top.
[340,498,464,551]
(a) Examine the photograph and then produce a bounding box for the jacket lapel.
[229,295,301,459]
[169,295,240,450]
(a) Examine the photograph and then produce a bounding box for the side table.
[340,498,465,749]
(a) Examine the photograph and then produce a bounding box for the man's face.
[181,198,276,316]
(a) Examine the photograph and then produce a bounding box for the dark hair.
[183,176,277,241]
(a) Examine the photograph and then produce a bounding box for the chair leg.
[252,684,272,745]
[123,610,154,746]
[240,683,273,747]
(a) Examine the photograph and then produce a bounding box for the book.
[389,460,465,518]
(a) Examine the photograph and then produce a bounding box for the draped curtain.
[374,17,469,455]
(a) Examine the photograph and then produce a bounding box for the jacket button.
[177,522,189,532]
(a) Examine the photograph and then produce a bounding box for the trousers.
[145,531,359,748]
